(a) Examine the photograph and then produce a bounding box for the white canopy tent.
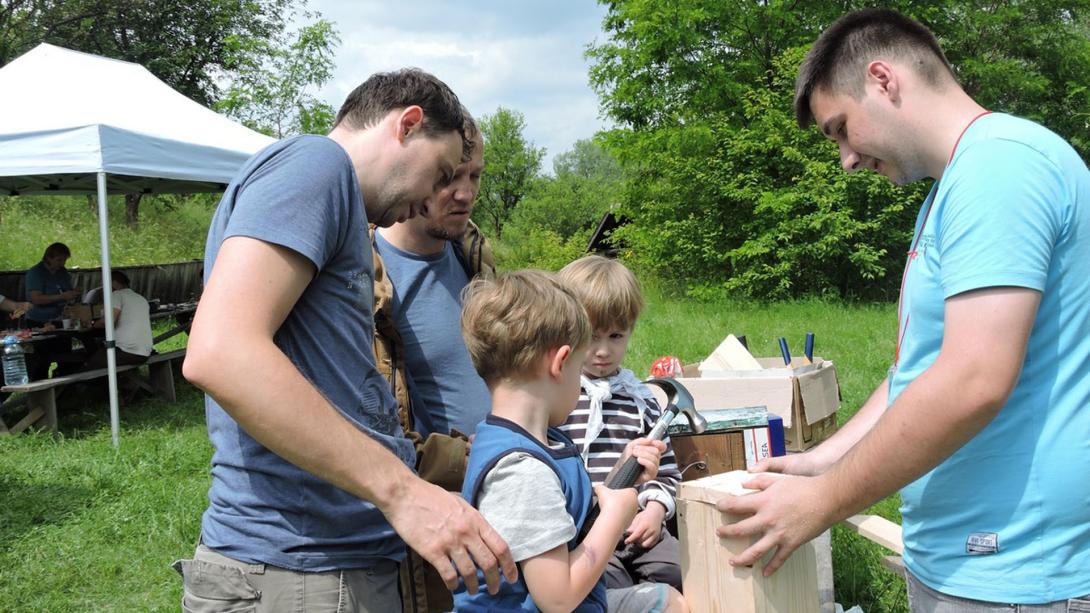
[0,43,276,447]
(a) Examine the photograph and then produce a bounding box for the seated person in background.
[556,255,684,592]
[84,270,153,370]
[0,294,31,320]
[24,242,81,326]
[454,270,687,613]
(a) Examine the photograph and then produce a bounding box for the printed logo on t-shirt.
[965,532,999,555]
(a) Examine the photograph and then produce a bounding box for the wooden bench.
[0,348,186,435]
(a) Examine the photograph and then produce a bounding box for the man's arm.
[753,376,889,477]
[718,287,1040,575]
[93,307,121,329]
[183,236,516,594]
[29,289,81,305]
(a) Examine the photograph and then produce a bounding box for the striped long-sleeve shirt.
[558,384,683,520]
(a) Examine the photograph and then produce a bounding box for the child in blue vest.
[454,270,688,613]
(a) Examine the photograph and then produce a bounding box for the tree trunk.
[125,193,142,227]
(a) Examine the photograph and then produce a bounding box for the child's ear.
[549,344,573,380]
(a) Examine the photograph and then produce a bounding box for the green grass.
[0,289,908,612]
[0,194,215,270]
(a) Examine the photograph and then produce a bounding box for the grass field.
[0,291,908,612]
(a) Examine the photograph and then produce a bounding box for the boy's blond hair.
[557,255,644,331]
[461,269,591,385]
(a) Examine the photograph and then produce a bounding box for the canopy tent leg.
[96,171,120,449]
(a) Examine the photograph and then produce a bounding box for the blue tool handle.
[805,332,815,362]
[778,337,792,366]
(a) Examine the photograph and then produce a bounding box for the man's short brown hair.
[43,242,70,260]
[795,8,955,128]
[334,68,471,158]
[461,270,591,385]
[557,255,644,332]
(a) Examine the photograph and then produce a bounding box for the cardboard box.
[653,358,841,452]
[62,304,103,327]
[678,471,821,612]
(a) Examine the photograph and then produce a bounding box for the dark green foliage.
[589,0,1090,299]
[474,107,545,239]
[0,0,294,106]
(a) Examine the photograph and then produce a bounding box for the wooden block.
[841,514,903,554]
[678,471,821,612]
[880,555,906,578]
[701,334,763,371]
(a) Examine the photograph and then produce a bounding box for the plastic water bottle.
[3,335,29,386]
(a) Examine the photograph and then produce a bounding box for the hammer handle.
[605,456,643,490]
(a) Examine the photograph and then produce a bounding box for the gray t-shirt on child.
[200,135,414,572]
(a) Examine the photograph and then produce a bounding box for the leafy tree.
[0,0,293,106]
[474,107,545,238]
[589,0,1090,299]
[507,139,625,240]
[215,18,340,138]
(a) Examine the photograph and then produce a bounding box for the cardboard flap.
[797,362,841,424]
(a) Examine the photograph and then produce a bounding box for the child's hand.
[624,503,665,548]
[593,484,639,525]
[623,438,666,486]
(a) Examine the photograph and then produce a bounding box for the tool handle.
[736,334,748,350]
[778,337,792,366]
[805,332,815,363]
[605,456,643,490]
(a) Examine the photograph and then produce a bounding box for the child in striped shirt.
[557,255,684,591]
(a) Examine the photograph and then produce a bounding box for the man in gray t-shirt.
[177,69,514,613]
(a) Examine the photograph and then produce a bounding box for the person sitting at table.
[0,294,31,320]
[83,270,153,370]
[24,242,81,327]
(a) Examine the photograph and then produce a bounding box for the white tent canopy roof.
[0,43,275,195]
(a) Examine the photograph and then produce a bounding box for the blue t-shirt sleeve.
[24,266,45,294]
[223,137,356,270]
[937,139,1065,298]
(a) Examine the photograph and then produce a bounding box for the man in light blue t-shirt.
[716,9,1090,611]
[176,69,515,613]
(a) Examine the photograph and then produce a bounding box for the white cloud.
[305,0,612,169]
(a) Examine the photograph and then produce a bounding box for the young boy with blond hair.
[454,270,688,613]
[556,255,685,591]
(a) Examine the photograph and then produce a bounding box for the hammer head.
[644,377,708,434]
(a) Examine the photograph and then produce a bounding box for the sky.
[305,0,614,171]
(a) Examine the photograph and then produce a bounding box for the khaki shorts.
[173,544,400,613]
[907,572,1090,613]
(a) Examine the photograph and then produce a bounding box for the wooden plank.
[841,515,903,554]
[700,334,764,371]
[880,555,906,578]
[26,390,57,433]
[9,406,45,434]
[147,361,176,402]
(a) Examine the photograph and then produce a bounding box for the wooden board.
[700,334,763,371]
[678,471,820,612]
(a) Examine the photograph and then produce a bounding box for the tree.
[474,107,545,238]
[588,0,1090,299]
[0,0,301,226]
[215,18,340,138]
[508,139,624,240]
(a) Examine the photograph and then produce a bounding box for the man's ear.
[395,105,425,144]
[549,344,573,381]
[866,60,900,102]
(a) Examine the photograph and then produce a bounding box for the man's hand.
[749,449,833,477]
[382,480,517,595]
[624,502,665,548]
[61,289,81,302]
[8,302,30,319]
[623,438,667,486]
[714,473,833,576]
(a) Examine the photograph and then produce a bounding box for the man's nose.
[839,141,862,173]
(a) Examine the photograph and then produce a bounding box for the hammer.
[577,378,707,540]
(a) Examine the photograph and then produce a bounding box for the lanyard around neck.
[893,110,992,367]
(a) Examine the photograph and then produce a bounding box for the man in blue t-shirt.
[716,9,1090,610]
[176,69,515,613]
[371,119,495,612]
[24,242,81,325]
